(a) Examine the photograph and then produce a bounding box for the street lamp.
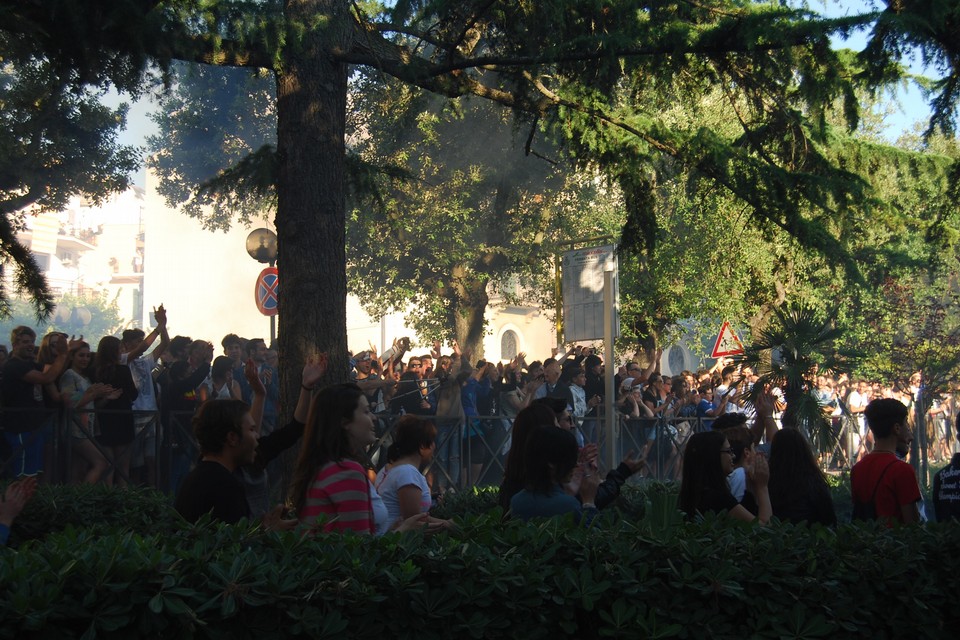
[246,228,278,344]
[246,228,278,265]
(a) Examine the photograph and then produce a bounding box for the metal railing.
[2,407,719,493]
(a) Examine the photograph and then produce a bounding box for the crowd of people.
[2,314,959,540]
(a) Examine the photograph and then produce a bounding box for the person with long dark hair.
[93,336,138,487]
[679,430,771,523]
[509,427,600,523]
[767,428,836,526]
[498,403,557,510]
[199,356,242,402]
[290,383,445,535]
[58,340,115,483]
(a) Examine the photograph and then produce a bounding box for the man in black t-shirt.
[174,399,259,524]
[1,327,75,477]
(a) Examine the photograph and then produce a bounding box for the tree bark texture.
[451,266,489,363]
[275,0,352,420]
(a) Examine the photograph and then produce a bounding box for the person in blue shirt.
[510,427,600,523]
[696,384,731,430]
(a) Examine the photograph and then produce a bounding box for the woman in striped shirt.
[290,383,445,535]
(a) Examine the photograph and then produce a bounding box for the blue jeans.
[3,426,47,477]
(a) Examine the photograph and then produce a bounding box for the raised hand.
[153,303,167,326]
[620,450,646,475]
[201,342,214,364]
[577,442,599,469]
[0,476,38,526]
[382,357,398,382]
[746,453,769,487]
[245,358,266,396]
[302,354,328,389]
[579,467,602,504]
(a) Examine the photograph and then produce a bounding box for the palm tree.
[742,303,858,453]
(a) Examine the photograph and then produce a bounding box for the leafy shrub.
[429,485,501,520]
[5,482,180,546]
[3,481,957,639]
[2,511,959,639]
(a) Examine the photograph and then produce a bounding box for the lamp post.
[246,228,278,344]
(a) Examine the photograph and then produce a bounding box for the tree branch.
[344,12,875,77]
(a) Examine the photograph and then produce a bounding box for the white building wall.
[141,170,276,341]
[4,171,559,360]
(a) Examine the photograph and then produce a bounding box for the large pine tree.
[2,0,958,418]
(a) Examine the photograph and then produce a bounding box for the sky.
[105,0,939,187]
[821,0,936,140]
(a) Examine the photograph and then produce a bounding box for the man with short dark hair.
[174,357,324,525]
[221,333,251,401]
[1,327,77,477]
[120,305,169,484]
[174,399,259,524]
[851,398,921,524]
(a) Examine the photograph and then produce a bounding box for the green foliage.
[3,482,959,639]
[741,302,858,448]
[0,62,139,320]
[0,292,125,347]
[346,81,616,353]
[10,0,960,410]
[148,63,278,231]
[4,482,180,548]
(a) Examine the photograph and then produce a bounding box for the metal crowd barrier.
[3,406,718,493]
[0,406,192,492]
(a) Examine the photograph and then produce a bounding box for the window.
[500,330,518,361]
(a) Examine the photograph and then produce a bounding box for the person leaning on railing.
[2,327,83,478]
[58,341,116,484]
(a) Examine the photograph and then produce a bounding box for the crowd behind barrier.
[2,316,958,533]
[0,406,723,493]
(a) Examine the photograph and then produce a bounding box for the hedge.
[2,482,959,639]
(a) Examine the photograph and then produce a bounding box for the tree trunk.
[275,0,352,421]
[451,267,489,364]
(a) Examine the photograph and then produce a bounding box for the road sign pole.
[604,268,616,471]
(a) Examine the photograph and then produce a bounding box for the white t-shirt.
[374,463,431,530]
[847,390,868,434]
[370,482,390,536]
[727,467,747,502]
[126,354,158,412]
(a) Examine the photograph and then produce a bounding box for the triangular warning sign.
[711,321,744,358]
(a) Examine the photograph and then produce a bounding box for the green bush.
[3,482,958,639]
[3,511,959,639]
[4,482,181,546]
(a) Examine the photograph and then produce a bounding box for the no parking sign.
[255,267,279,316]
